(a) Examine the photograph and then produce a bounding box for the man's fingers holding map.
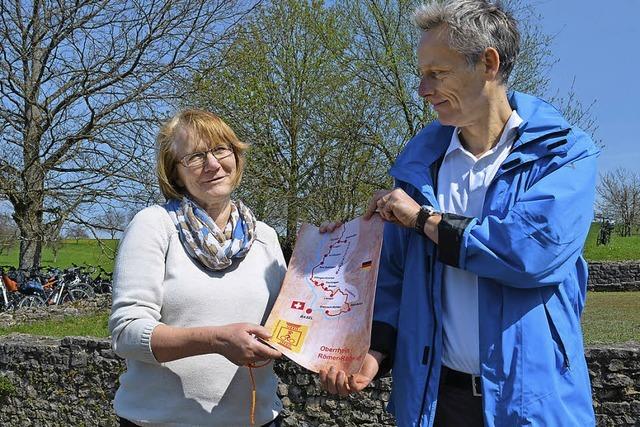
[318,220,343,233]
[319,368,371,396]
[366,188,421,228]
[319,352,379,396]
[319,366,350,396]
[364,189,391,219]
[348,373,372,393]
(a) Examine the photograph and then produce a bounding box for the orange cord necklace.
[246,360,272,426]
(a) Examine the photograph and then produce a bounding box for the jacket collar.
[508,91,571,149]
[389,91,572,195]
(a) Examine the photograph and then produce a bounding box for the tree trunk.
[14,199,45,270]
[285,193,298,262]
[18,233,43,270]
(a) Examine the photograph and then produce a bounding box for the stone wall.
[0,335,121,427]
[588,344,640,426]
[588,261,640,291]
[0,334,637,426]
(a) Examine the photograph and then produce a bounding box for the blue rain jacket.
[370,92,598,427]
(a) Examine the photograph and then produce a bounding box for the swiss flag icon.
[290,300,305,310]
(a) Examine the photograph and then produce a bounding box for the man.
[319,1,597,426]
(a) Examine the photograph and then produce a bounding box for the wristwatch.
[415,205,441,236]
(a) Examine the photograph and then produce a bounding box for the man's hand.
[319,221,343,233]
[319,350,382,396]
[364,189,421,228]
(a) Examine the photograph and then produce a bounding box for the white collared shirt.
[438,110,523,375]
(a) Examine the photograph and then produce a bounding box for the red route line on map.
[310,225,352,316]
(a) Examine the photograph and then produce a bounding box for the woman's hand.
[212,323,282,366]
[150,323,281,364]
[318,351,382,396]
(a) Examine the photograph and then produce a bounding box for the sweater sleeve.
[109,206,172,364]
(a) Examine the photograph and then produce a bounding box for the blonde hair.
[156,109,248,200]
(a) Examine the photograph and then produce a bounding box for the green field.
[0,312,110,338]
[0,223,637,271]
[583,223,640,261]
[0,239,118,272]
[0,293,637,344]
[581,292,640,344]
[0,224,637,343]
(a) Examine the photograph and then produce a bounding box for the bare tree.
[597,168,640,237]
[45,231,63,262]
[64,223,89,242]
[0,0,254,269]
[0,213,18,255]
[94,207,128,240]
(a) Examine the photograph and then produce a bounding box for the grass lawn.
[0,239,118,272]
[0,223,638,273]
[0,312,110,338]
[0,294,636,345]
[583,223,640,261]
[582,291,640,345]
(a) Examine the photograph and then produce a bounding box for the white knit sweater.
[109,205,286,427]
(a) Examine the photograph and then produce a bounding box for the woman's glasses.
[179,146,233,168]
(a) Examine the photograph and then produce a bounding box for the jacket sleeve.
[438,134,598,288]
[371,220,409,375]
[109,206,169,364]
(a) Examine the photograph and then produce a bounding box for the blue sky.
[534,0,640,178]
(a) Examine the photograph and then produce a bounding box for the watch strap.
[415,205,431,236]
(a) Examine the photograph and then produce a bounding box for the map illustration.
[264,215,384,374]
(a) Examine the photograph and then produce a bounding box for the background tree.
[188,0,597,256]
[94,207,129,240]
[64,223,89,243]
[0,213,18,256]
[597,168,640,237]
[189,0,387,256]
[44,231,63,263]
[0,0,253,269]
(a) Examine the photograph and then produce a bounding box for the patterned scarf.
[165,196,256,271]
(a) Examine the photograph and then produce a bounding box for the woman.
[109,110,286,427]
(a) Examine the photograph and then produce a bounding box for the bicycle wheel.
[74,283,95,298]
[17,294,46,309]
[61,284,94,303]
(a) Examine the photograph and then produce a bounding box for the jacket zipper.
[543,302,571,371]
[417,157,445,427]
[418,251,438,427]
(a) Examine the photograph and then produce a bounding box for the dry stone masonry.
[1,259,639,427]
[588,261,640,292]
[0,334,637,426]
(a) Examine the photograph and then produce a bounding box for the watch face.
[425,206,438,216]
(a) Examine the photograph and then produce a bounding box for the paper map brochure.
[264,215,384,374]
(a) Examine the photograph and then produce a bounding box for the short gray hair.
[413,0,520,83]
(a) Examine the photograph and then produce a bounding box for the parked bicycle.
[38,267,96,306]
[87,265,113,294]
[0,266,96,310]
[0,267,46,310]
